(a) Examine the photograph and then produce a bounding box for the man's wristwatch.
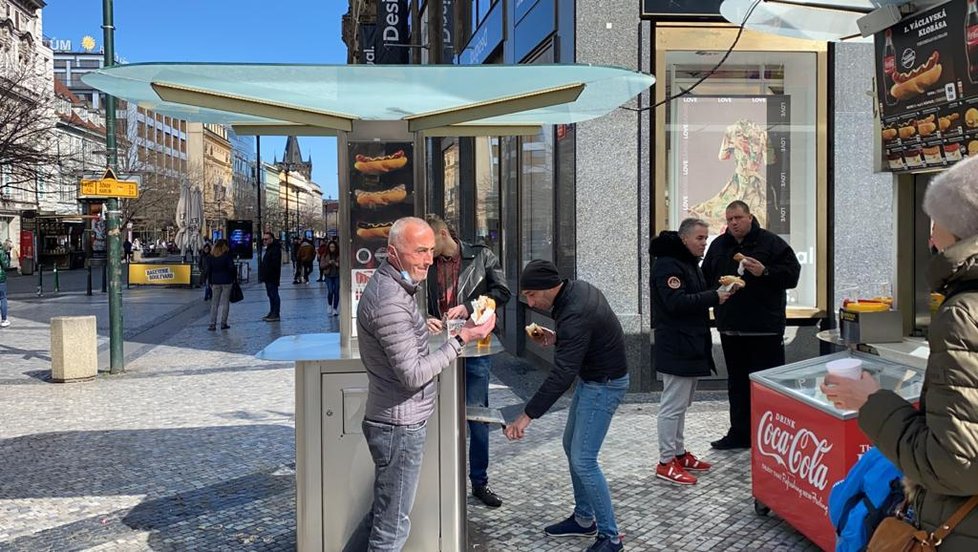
[454,334,466,348]
[762,267,770,276]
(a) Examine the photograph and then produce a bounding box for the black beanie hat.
[520,259,562,290]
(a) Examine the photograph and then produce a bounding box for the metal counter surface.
[815,329,929,371]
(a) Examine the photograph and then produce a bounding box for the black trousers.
[719,334,785,441]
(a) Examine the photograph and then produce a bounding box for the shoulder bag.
[867,495,978,551]
[229,280,244,303]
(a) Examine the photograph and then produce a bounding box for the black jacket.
[650,231,718,377]
[524,279,628,419]
[260,241,282,284]
[206,252,236,285]
[702,218,801,334]
[426,241,511,318]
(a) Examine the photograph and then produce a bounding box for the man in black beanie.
[504,259,629,552]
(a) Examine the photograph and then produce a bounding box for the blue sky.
[43,0,347,199]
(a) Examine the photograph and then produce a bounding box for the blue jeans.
[564,374,628,539]
[0,281,7,320]
[264,282,280,317]
[344,419,427,552]
[465,355,491,486]
[325,275,339,309]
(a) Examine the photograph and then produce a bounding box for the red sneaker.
[655,458,697,485]
[676,451,711,472]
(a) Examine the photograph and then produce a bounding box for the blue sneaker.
[586,535,624,551]
[544,515,597,538]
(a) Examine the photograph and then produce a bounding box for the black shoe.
[710,435,750,450]
[264,315,280,322]
[221,324,231,330]
[473,484,503,508]
[207,325,216,331]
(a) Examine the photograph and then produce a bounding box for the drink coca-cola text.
[756,410,833,490]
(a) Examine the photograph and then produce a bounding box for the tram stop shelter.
[83,63,654,552]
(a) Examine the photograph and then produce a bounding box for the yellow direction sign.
[79,168,140,199]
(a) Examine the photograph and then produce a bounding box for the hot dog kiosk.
[81,63,654,550]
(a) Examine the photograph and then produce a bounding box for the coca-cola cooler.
[749,351,924,551]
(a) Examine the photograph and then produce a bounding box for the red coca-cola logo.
[756,410,833,490]
[884,55,896,74]
[967,25,978,45]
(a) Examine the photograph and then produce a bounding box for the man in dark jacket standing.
[504,260,628,552]
[424,214,510,508]
[260,232,282,321]
[702,200,801,450]
[651,219,732,485]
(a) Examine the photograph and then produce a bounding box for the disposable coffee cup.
[826,358,863,380]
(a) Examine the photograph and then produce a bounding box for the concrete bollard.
[50,316,98,383]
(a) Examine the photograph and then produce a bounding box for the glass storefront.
[520,127,554,264]
[656,25,829,316]
[442,142,460,231]
[473,136,501,256]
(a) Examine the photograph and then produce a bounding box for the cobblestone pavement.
[0,267,821,551]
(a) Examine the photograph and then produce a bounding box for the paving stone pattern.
[0,264,821,551]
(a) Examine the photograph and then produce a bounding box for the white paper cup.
[826,358,863,380]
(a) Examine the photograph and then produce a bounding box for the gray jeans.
[209,283,232,326]
[343,418,427,552]
[658,373,698,463]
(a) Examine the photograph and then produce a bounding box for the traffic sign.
[79,168,140,199]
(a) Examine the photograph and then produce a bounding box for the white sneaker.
[0,319,9,327]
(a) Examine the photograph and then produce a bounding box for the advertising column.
[348,143,414,335]
[876,1,978,171]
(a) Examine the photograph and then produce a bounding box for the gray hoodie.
[357,261,462,425]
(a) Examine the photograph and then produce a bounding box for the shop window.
[442,142,460,231]
[474,136,500,255]
[520,127,554,264]
[663,49,820,310]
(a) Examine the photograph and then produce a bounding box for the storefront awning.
[719,0,935,42]
[82,63,655,136]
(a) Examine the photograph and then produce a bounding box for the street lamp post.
[255,136,263,276]
[103,0,124,374]
[294,186,300,236]
[283,167,290,239]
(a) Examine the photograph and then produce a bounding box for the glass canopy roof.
[720,0,931,43]
[82,63,655,132]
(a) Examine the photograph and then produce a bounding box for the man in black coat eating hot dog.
[702,200,801,450]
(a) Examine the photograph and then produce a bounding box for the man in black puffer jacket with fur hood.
[651,218,733,485]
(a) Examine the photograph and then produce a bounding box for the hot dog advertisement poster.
[875,0,978,172]
[347,141,414,272]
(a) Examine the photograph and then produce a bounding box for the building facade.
[188,122,232,241]
[0,0,52,270]
[52,38,190,243]
[342,0,896,391]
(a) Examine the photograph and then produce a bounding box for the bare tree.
[0,59,73,199]
[110,132,183,240]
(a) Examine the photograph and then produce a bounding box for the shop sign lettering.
[756,410,832,490]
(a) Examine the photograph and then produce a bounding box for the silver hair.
[388,216,430,250]
[923,154,978,240]
[678,217,709,237]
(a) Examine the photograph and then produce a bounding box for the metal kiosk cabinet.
[256,332,505,551]
[749,351,924,551]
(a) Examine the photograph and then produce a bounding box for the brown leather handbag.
[867,495,978,551]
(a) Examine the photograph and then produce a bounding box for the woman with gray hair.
[823,155,978,550]
[649,218,734,485]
